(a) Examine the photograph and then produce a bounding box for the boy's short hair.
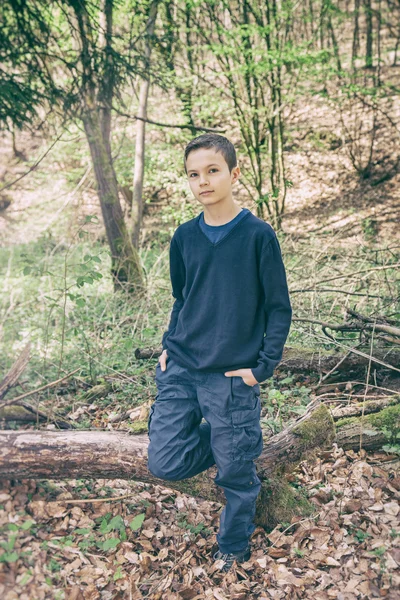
[184,133,237,174]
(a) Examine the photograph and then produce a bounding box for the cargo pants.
[147,355,263,554]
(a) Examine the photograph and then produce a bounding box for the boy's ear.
[231,165,241,183]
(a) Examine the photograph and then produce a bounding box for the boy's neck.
[203,202,242,226]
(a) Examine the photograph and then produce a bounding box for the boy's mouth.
[200,190,214,195]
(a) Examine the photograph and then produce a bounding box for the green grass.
[0,229,170,387]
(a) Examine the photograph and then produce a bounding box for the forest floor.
[0,444,399,599]
[0,90,399,598]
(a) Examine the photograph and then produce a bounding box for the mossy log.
[335,403,400,450]
[0,405,41,422]
[0,400,397,530]
[0,402,72,428]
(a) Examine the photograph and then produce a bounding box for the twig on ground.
[0,367,82,409]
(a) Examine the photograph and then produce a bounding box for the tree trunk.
[131,0,158,249]
[1,399,398,530]
[82,110,145,294]
[72,0,145,294]
[364,0,373,68]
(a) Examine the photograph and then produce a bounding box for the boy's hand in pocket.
[158,349,168,371]
[224,368,258,387]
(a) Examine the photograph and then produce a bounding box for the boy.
[147,133,292,572]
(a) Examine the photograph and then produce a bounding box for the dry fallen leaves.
[0,448,398,599]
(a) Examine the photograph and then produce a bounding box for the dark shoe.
[212,545,251,572]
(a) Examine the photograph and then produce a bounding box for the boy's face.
[185,148,240,208]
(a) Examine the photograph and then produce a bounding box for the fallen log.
[335,402,400,451]
[0,398,398,529]
[0,402,333,482]
[136,345,400,376]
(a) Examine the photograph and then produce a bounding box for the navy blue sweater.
[161,209,292,383]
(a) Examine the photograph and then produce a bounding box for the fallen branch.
[0,367,82,409]
[289,262,400,289]
[331,395,399,419]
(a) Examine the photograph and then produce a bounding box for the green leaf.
[99,518,110,534]
[382,444,400,455]
[102,537,120,551]
[103,515,125,533]
[129,513,145,532]
[113,566,124,581]
[75,528,91,535]
[21,520,35,530]
[23,266,31,275]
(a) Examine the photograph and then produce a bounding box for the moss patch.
[127,420,149,433]
[82,383,112,401]
[292,404,335,449]
[255,476,315,532]
[166,471,220,503]
[336,404,400,443]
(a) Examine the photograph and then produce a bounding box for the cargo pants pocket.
[231,397,263,461]
[147,404,155,440]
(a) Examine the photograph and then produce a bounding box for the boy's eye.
[189,169,218,178]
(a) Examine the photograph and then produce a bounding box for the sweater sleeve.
[161,234,186,351]
[251,234,292,383]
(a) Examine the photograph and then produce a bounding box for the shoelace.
[213,550,240,570]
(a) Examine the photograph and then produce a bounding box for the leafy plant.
[382,444,400,455]
[353,529,372,544]
[177,512,211,537]
[47,558,62,572]
[100,514,125,535]
[0,533,19,563]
